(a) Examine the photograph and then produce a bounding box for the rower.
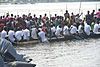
[8,28,15,43]
[63,24,70,36]
[38,29,48,43]
[51,24,56,37]
[1,26,7,39]
[55,25,62,37]
[78,23,84,34]
[92,21,100,38]
[63,24,70,39]
[31,26,38,40]
[70,23,82,39]
[15,27,23,42]
[70,23,78,35]
[22,28,30,41]
[84,22,91,37]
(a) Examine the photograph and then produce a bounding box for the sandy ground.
[16,39,100,67]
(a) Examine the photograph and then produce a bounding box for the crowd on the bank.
[0,9,100,43]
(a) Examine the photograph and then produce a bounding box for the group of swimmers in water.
[0,9,100,43]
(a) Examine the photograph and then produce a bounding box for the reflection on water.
[16,39,100,67]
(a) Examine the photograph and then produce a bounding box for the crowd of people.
[0,9,100,43]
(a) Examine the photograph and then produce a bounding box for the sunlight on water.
[16,39,100,67]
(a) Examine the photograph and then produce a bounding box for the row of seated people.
[0,21,100,43]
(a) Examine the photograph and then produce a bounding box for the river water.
[16,38,100,67]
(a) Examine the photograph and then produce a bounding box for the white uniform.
[8,30,15,42]
[78,25,83,34]
[93,23,100,34]
[84,24,91,35]
[22,29,30,40]
[15,30,23,41]
[63,25,69,35]
[55,27,62,36]
[31,28,38,39]
[70,25,77,34]
[51,26,56,33]
[1,30,7,39]
[38,31,47,42]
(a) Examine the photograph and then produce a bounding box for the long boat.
[15,33,100,45]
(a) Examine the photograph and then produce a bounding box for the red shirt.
[96,11,100,18]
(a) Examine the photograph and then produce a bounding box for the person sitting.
[15,27,23,42]
[1,27,7,39]
[8,28,15,43]
[22,28,30,41]
[93,22,100,34]
[70,23,78,35]
[31,26,38,40]
[51,24,56,37]
[38,29,48,43]
[63,24,70,36]
[84,22,91,37]
[55,25,62,37]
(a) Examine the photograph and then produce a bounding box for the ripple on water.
[16,38,100,67]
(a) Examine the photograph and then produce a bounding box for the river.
[16,38,100,67]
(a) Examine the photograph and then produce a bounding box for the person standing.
[64,10,70,25]
[95,9,100,22]
[85,11,92,25]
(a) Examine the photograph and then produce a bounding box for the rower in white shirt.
[22,28,30,41]
[1,27,7,39]
[70,23,78,35]
[38,29,48,42]
[63,25,69,36]
[8,28,15,43]
[31,27,38,39]
[84,22,91,36]
[78,23,84,34]
[15,28,23,42]
[55,25,62,36]
[51,25,56,37]
[93,22,100,34]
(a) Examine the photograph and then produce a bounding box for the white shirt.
[84,24,91,35]
[15,30,23,41]
[93,23,100,34]
[38,31,47,42]
[8,30,15,42]
[93,24,99,33]
[1,30,7,39]
[63,25,69,35]
[51,26,56,33]
[55,27,62,36]
[78,25,83,34]
[31,28,38,39]
[70,25,77,34]
[22,29,30,40]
